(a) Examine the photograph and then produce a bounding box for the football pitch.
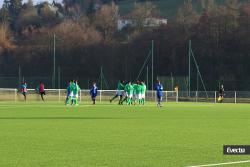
[0,102,250,167]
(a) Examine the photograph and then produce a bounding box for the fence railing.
[0,88,249,103]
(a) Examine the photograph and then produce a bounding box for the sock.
[66,97,71,105]
[129,98,133,105]
[110,95,117,102]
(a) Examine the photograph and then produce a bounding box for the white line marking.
[186,160,250,167]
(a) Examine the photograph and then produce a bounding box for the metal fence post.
[215,91,217,103]
[79,90,82,102]
[15,89,17,102]
[58,89,61,102]
[195,91,198,102]
[100,90,102,102]
[152,91,154,102]
[235,91,237,104]
[176,91,179,102]
[166,91,168,102]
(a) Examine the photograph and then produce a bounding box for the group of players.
[65,80,81,105]
[65,80,98,105]
[110,80,164,107]
[19,79,225,105]
[63,79,163,106]
[20,80,98,105]
[19,79,165,107]
[110,80,147,105]
[20,82,45,101]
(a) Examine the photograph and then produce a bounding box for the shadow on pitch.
[0,117,140,120]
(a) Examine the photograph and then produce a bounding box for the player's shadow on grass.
[0,117,139,120]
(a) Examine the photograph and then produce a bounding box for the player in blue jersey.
[90,82,98,105]
[155,80,163,107]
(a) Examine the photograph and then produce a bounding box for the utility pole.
[18,65,21,85]
[58,66,60,89]
[188,40,191,96]
[151,40,154,91]
[146,66,149,90]
[101,66,103,90]
[171,72,174,91]
[197,66,199,92]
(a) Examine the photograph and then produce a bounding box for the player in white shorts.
[140,81,146,105]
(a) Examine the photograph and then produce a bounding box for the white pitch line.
[186,160,250,167]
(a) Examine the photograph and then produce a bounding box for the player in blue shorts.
[90,82,98,105]
[155,80,163,107]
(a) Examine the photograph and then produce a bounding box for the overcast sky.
[0,0,63,8]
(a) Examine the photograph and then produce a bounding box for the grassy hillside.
[117,0,250,18]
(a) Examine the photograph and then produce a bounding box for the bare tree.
[94,2,118,41]
[225,0,240,16]
[0,23,13,54]
[201,0,216,11]
[129,2,157,32]
[176,0,199,33]
[50,20,102,48]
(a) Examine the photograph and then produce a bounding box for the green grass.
[0,101,250,167]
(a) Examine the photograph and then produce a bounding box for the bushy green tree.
[0,0,11,23]
[17,0,41,34]
[9,0,22,18]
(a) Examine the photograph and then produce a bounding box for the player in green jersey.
[71,80,80,105]
[137,82,142,105]
[121,81,133,105]
[140,81,146,105]
[127,82,134,105]
[122,81,129,105]
[133,81,140,105]
[110,80,125,105]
